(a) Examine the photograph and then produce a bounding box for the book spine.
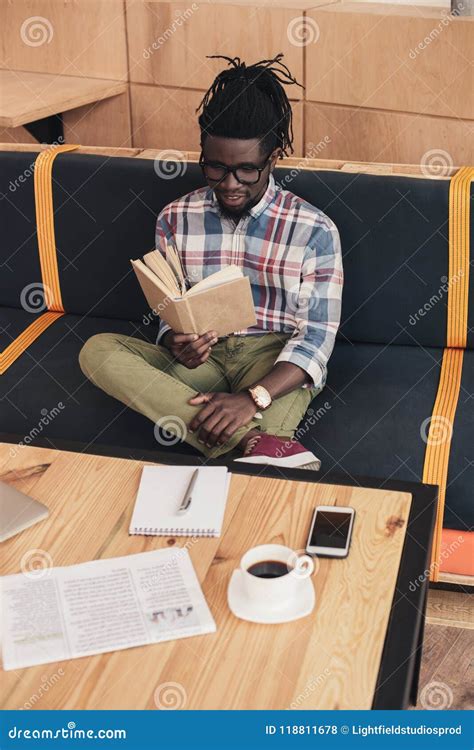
[181,298,198,334]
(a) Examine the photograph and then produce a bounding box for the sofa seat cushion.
[301,342,473,532]
[0,307,196,456]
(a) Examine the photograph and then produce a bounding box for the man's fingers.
[184,338,215,360]
[189,401,216,432]
[183,349,211,369]
[186,332,218,356]
[188,391,213,404]
[216,419,240,445]
[170,346,211,368]
[171,333,200,346]
[198,413,227,446]
[174,330,217,348]
[208,418,239,447]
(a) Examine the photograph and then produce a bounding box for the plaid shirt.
[155,172,343,388]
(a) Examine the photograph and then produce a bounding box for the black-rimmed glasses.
[199,151,272,185]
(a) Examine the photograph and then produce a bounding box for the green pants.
[78,332,321,459]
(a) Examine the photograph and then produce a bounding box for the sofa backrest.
[1,150,472,349]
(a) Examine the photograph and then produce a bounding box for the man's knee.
[78,333,121,381]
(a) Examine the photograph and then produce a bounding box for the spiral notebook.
[129,465,231,537]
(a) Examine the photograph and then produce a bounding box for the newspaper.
[1,548,215,670]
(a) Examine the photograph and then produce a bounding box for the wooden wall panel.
[306,3,474,120]
[130,83,303,155]
[1,0,127,80]
[126,0,305,97]
[130,84,204,151]
[63,91,132,147]
[0,126,37,145]
[305,101,474,166]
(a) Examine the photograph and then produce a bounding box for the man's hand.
[162,330,218,369]
[188,392,257,447]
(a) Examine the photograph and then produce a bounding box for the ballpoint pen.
[177,469,199,515]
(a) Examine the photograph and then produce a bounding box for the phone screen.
[310,510,352,549]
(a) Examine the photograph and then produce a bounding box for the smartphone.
[305,505,355,558]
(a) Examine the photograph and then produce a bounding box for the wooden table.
[0,70,127,142]
[0,443,436,710]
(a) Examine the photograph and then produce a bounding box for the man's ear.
[270,148,282,171]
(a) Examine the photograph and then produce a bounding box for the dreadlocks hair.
[196,53,304,159]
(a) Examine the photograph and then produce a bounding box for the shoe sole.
[234,453,321,471]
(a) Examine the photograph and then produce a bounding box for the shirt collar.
[207,172,277,220]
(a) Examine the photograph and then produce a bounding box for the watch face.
[253,386,271,409]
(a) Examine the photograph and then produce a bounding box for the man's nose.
[219,172,241,191]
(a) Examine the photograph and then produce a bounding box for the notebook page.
[129,466,230,536]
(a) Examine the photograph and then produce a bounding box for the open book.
[131,243,257,337]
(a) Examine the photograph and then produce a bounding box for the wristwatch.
[248,385,272,410]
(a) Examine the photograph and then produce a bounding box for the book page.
[186,265,243,296]
[142,250,181,298]
[165,242,186,293]
[1,549,215,670]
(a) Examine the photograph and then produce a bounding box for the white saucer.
[227,569,315,624]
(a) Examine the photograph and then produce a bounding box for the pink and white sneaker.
[234,434,321,470]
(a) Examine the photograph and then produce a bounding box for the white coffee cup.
[239,544,314,609]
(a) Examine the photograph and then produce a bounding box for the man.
[79,53,343,469]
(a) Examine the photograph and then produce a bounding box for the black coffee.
[247,560,291,579]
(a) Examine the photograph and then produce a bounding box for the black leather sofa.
[1,149,472,571]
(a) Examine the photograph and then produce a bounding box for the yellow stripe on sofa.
[423,166,473,581]
[34,144,79,312]
[0,311,64,375]
[0,145,79,375]
[448,167,472,348]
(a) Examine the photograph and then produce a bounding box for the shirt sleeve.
[154,210,174,345]
[275,218,343,388]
